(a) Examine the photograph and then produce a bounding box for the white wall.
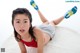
[0,0,80,47]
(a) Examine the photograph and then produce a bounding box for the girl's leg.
[30,0,49,23]
[30,0,63,25]
[30,0,77,25]
[51,16,64,25]
[51,6,77,25]
[37,10,49,23]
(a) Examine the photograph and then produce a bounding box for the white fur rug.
[1,26,80,53]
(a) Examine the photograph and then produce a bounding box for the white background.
[0,0,80,47]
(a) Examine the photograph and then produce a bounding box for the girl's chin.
[19,33,25,36]
[18,32,27,36]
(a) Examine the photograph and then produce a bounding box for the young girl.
[12,0,77,53]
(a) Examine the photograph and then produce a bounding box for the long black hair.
[12,8,35,42]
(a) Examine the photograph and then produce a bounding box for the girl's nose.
[20,23,25,28]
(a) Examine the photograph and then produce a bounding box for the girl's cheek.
[14,24,19,31]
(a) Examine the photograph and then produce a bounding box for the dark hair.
[12,8,35,42]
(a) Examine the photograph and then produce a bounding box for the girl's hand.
[18,41,27,53]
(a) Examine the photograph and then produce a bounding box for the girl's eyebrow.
[15,19,28,20]
[15,19,20,20]
[24,19,28,20]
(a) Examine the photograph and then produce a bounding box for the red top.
[21,38,37,48]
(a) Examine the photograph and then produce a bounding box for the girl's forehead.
[14,14,29,20]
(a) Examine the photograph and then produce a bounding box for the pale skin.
[13,10,64,53]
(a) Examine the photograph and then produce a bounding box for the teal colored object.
[64,6,77,19]
[30,0,39,10]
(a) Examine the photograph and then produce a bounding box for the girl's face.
[13,14,30,36]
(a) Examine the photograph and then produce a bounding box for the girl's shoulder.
[32,26,41,32]
[32,26,43,38]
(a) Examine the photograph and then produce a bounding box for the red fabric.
[21,38,37,48]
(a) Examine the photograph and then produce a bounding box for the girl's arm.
[33,27,44,53]
[18,41,27,53]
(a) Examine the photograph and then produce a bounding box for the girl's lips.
[19,29,25,33]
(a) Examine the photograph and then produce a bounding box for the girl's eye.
[24,21,27,23]
[16,21,20,23]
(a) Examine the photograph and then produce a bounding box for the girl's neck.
[21,33,32,42]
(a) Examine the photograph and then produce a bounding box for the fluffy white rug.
[1,26,80,53]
